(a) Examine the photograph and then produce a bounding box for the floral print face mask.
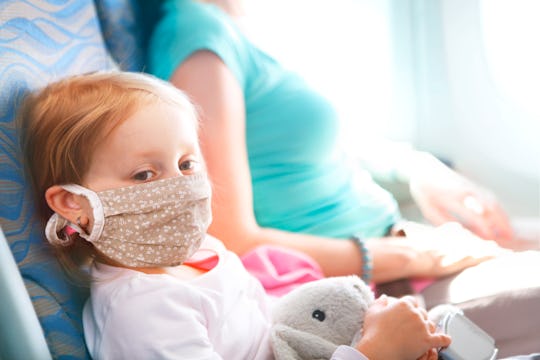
[45,173,212,267]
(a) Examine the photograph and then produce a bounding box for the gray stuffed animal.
[270,276,475,360]
[270,275,375,360]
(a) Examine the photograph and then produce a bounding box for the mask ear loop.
[44,184,105,246]
[45,213,74,246]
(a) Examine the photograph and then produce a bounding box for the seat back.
[0,0,156,357]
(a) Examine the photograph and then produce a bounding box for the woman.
[148,0,540,355]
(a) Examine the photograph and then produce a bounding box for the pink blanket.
[241,245,325,297]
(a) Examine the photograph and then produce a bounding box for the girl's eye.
[133,170,155,182]
[179,160,199,173]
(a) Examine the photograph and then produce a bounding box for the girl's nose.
[164,166,185,179]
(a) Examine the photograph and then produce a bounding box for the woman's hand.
[408,152,513,244]
[367,222,508,282]
[356,295,450,360]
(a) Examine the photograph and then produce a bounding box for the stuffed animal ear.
[271,324,338,360]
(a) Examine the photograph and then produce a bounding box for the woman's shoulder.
[149,0,247,80]
[157,0,239,41]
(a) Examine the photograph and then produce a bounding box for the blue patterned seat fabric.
[95,0,161,72]
[0,0,159,358]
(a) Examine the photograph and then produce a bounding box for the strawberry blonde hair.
[20,71,198,222]
[18,71,198,282]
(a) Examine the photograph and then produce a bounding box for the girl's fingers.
[429,333,451,349]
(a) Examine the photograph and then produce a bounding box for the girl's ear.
[45,185,87,224]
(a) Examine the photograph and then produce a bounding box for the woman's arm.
[347,137,513,243]
[407,152,514,242]
[169,51,502,282]
[169,50,372,278]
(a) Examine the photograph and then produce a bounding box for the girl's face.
[83,101,203,192]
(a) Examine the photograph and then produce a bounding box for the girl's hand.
[355,295,450,360]
[408,152,513,244]
[417,348,439,360]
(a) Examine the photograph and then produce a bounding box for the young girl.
[19,72,449,359]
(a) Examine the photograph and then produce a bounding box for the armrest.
[0,227,51,360]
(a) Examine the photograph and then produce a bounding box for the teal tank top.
[149,0,400,238]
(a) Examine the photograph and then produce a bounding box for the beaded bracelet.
[351,235,372,283]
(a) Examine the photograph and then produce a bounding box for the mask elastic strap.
[45,213,73,246]
[44,184,105,246]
